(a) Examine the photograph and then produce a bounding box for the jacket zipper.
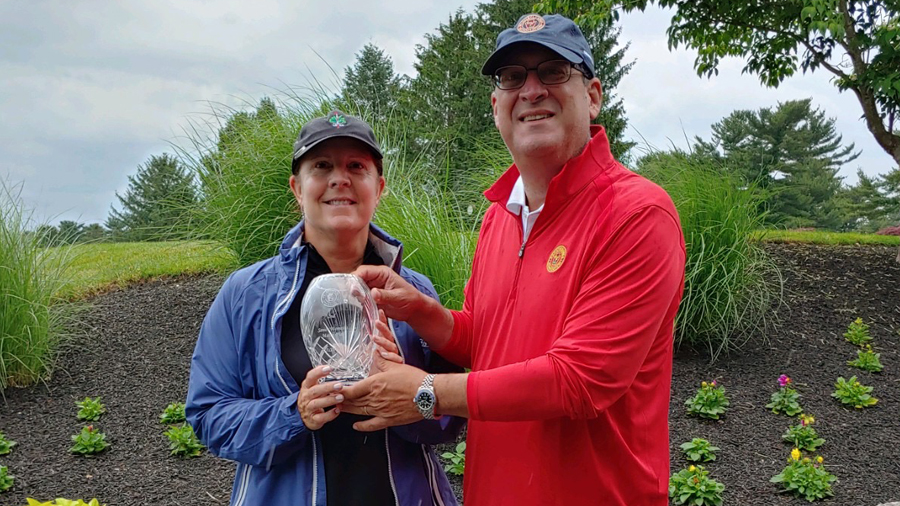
[421,445,445,506]
[312,434,319,505]
[385,430,401,506]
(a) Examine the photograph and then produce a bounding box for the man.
[343,13,686,506]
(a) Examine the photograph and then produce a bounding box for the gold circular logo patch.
[516,14,546,33]
[547,245,567,273]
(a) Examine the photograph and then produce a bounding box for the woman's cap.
[292,111,383,170]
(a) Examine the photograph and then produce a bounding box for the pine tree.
[106,153,198,241]
[341,44,404,121]
[708,99,858,229]
[405,8,495,194]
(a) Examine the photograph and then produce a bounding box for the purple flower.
[778,374,791,387]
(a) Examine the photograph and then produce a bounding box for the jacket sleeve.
[186,275,310,467]
[465,206,686,421]
[389,271,467,445]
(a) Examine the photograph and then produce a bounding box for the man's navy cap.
[291,110,382,170]
[481,13,595,79]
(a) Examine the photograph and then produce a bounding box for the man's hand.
[353,265,455,349]
[354,265,426,322]
[341,362,428,431]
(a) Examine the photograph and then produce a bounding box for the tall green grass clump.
[178,94,332,266]
[638,151,781,359]
[0,182,73,389]
[179,90,484,308]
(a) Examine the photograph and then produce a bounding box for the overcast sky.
[1,1,895,226]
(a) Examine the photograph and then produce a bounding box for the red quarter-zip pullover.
[436,126,686,506]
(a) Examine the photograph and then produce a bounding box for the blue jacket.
[186,222,464,506]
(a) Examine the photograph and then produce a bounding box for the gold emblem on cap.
[517,14,546,33]
[547,245,567,273]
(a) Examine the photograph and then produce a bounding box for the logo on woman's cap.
[328,111,348,128]
[516,14,546,33]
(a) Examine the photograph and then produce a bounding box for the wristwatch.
[414,374,439,420]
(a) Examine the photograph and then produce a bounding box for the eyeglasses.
[491,60,588,90]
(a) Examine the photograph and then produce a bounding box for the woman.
[186,110,464,506]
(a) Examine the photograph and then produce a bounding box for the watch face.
[415,391,435,410]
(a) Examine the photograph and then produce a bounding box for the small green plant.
[782,414,825,451]
[832,376,878,408]
[843,317,873,346]
[26,499,105,506]
[0,431,16,455]
[164,423,204,458]
[680,438,720,462]
[766,374,803,416]
[440,441,466,476]
[70,425,109,455]
[770,449,836,502]
[669,465,725,506]
[685,381,730,419]
[847,344,883,373]
[0,465,13,492]
[75,397,105,421]
[159,402,186,424]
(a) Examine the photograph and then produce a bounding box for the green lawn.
[758,230,900,246]
[57,241,237,300]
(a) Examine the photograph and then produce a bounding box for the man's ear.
[491,91,500,129]
[588,78,603,120]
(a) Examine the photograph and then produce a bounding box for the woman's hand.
[372,309,403,373]
[297,365,344,430]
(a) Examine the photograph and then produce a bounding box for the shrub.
[843,318,872,346]
[440,441,466,476]
[766,374,803,416]
[782,414,825,451]
[164,423,204,458]
[70,425,109,456]
[685,381,730,420]
[0,181,74,389]
[669,465,725,506]
[160,402,186,424]
[0,465,13,492]
[847,344,883,372]
[637,151,780,359]
[770,450,835,502]
[832,376,878,408]
[0,431,16,455]
[875,225,900,236]
[75,397,105,421]
[25,500,105,506]
[680,438,720,462]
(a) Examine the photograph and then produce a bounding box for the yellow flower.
[701,381,708,387]
[817,456,824,464]
[689,465,696,472]
[791,448,801,461]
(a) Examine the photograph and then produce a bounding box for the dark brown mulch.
[0,244,898,505]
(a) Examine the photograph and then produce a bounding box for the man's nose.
[519,70,548,102]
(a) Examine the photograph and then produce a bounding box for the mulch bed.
[0,244,898,505]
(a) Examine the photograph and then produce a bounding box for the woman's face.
[290,137,384,240]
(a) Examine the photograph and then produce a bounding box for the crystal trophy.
[300,273,379,382]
